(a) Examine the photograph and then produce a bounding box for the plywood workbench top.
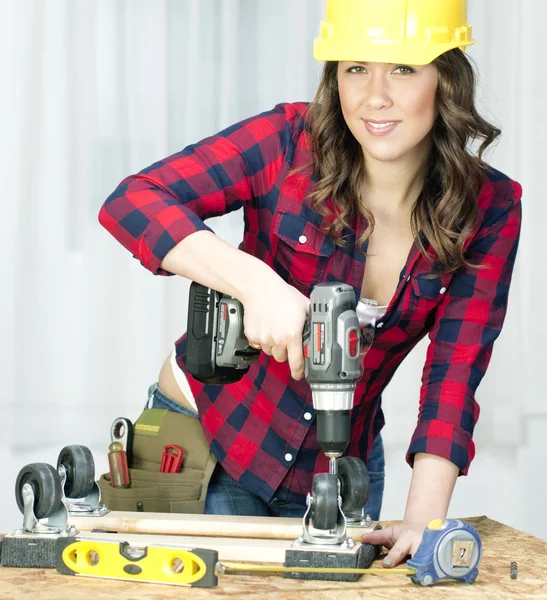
[0,516,545,599]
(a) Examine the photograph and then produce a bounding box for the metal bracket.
[58,465,110,517]
[13,483,77,537]
[294,491,355,548]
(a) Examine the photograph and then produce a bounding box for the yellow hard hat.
[314,0,476,65]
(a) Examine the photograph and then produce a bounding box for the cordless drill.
[184,282,361,459]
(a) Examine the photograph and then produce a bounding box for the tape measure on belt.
[56,538,219,588]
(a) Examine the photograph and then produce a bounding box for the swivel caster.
[298,472,353,547]
[16,463,63,520]
[57,445,109,517]
[57,445,95,499]
[14,462,74,534]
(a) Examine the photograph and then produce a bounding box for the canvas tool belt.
[98,408,216,513]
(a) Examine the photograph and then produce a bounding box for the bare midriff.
[157,354,197,412]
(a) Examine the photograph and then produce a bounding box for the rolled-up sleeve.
[407,180,523,475]
[98,103,299,275]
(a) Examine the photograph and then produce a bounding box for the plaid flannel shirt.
[99,102,522,505]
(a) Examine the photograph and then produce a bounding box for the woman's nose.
[365,73,393,111]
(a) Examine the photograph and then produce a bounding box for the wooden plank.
[70,511,375,542]
[1,517,546,599]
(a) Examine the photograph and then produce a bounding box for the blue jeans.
[148,383,385,520]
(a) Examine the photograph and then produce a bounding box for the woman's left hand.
[361,521,426,567]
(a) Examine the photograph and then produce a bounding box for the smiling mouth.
[368,121,395,129]
[362,119,401,135]
[365,120,400,128]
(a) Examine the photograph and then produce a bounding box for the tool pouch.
[98,408,216,514]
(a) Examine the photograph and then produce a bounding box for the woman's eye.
[393,65,415,75]
[347,65,366,74]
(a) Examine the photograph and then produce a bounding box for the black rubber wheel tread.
[15,462,63,519]
[337,456,370,514]
[311,473,339,531]
[57,445,95,498]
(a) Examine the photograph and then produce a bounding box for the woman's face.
[337,61,439,164]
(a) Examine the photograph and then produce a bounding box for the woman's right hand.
[161,231,310,378]
[242,276,310,380]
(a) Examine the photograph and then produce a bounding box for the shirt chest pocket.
[407,271,454,330]
[272,210,334,296]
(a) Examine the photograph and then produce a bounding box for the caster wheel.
[15,462,63,519]
[311,473,339,531]
[57,445,95,498]
[337,456,370,514]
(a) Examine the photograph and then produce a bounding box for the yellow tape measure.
[217,561,415,576]
[57,539,218,588]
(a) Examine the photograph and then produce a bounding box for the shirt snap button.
[440,287,447,295]
[303,412,312,421]
[376,322,384,329]
[298,235,307,244]
[284,453,293,462]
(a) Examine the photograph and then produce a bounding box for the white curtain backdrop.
[1,0,545,540]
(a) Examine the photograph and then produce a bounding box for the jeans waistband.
[147,383,199,419]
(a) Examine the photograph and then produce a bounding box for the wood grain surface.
[0,516,546,599]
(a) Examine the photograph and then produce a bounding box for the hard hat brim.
[313,38,476,66]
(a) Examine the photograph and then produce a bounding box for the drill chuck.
[310,388,355,411]
[316,410,351,457]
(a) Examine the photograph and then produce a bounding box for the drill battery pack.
[185,282,259,385]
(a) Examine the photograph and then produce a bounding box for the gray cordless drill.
[184,282,361,459]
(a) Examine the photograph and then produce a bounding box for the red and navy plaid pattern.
[99,103,522,505]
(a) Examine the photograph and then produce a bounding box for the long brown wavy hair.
[305,49,500,274]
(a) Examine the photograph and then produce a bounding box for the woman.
[99,0,522,568]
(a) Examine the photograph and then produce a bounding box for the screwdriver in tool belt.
[108,442,131,488]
